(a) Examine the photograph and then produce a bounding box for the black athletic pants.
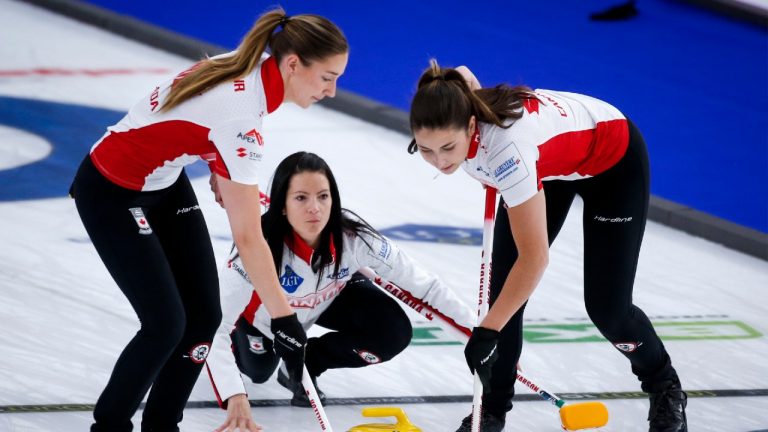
[483,121,679,416]
[231,273,412,384]
[71,156,222,432]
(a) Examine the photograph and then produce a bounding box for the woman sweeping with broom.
[407,60,687,432]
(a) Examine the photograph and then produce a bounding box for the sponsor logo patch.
[355,349,381,364]
[186,343,211,363]
[490,143,529,186]
[234,145,262,162]
[275,330,303,349]
[366,240,394,269]
[176,204,200,215]
[237,129,264,146]
[614,342,643,353]
[378,240,391,259]
[327,267,350,280]
[594,215,633,223]
[128,207,152,235]
[494,157,522,179]
[229,260,251,283]
[279,265,304,293]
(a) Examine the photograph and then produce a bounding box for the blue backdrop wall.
[79,0,768,233]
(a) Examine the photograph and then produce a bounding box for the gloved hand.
[464,326,500,394]
[271,314,307,384]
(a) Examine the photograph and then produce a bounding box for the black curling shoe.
[455,411,505,432]
[276,365,326,408]
[648,381,688,432]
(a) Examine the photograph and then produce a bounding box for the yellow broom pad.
[560,401,609,430]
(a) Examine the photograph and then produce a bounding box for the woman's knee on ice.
[234,339,278,383]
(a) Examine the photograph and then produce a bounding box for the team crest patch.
[614,342,643,353]
[186,343,211,363]
[247,335,267,354]
[279,265,304,293]
[128,207,152,235]
[355,349,381,364]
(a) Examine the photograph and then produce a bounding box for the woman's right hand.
[214,394,262,432]
[209,173,225,208]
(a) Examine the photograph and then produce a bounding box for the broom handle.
[471,186,497,432]
[302,365,334,431]
[359,265,569,410]
[360,267,571,412]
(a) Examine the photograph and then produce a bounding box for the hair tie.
[278,16,291,28]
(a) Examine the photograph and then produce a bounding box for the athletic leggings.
[231,273,413,383]
[71,156,222,432]
[483,120,679,416]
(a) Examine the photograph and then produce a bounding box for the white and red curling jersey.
[462,89,629,207]
[89,52,283,191]
[206,230,476,404]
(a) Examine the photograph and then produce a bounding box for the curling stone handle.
[361,407,410,425]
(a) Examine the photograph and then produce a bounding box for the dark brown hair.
[408,59,536,153]
[162,7,347,112]
[229,152,380,285]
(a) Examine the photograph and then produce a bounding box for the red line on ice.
[0,68,172,77]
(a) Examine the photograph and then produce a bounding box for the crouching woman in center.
[208,151,475,431]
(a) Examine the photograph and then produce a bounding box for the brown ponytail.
[161,7,347,112]
[408,59,535,154]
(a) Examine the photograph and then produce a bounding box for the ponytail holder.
[278,15,291,28]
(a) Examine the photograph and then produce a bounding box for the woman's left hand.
[214,394,262,432]
[464,326,500,393]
